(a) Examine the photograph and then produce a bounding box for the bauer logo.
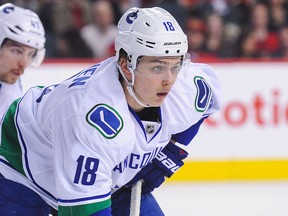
[86,104,123,139]
[163,42,181,46]
[194,76,212,112]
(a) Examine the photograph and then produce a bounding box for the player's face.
[0,40,37,84]
[133,56,182,108]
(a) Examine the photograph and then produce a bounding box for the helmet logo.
[3,5,14,14]
[164,42,181,46]
[31,19,40,30]
[126,10,139,24]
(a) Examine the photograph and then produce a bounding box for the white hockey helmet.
[0,3,46,66]
[115,7,188,71]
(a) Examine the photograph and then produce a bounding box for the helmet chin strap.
[127,83,150,108]
[117,64,150,108]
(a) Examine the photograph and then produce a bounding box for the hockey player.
[0,3,46,118]
[0,6,221,216]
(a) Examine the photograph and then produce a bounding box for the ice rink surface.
[153,181,288,216]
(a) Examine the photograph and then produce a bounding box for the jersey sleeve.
[171,117,207,145]
[170,62,222,145]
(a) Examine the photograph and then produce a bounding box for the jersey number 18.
[73,155,100,185]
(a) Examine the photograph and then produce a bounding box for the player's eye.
[151,65,167,74]
[29,50,37,59]
[171,65,182,74]
[10,47,23,55]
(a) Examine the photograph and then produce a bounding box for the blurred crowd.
[4,0,288,61]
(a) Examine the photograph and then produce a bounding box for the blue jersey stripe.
[58,191,111,204]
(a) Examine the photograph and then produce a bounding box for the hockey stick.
[129,180,143,216]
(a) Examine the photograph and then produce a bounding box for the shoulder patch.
[86,104,123,139]
[194,76,212,112]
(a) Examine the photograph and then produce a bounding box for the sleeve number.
[163,22,175,31]
[73,155,99,185]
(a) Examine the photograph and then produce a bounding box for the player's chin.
[4,76,18,84]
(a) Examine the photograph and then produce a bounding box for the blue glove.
[127,142,188,194]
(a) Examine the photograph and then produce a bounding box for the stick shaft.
[129,180,142,216]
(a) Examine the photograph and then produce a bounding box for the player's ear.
[119,57,132,81]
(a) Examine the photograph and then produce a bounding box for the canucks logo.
[86,104,123,139]
[194,76,212,112]
[3,5,14,14]
[126,10,139,24]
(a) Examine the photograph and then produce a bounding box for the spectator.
[203,12,225,57]
[185,15,206,61]
[80,0,117,59]
[268,0,288,31]
[274,25,288,58]
[54,28,93,58]
[50,0,91,35]
[240,31,259,58]
[38,0,57,57]
[240,3,280,58]
[221,0,251,57]
[38,0,91,57]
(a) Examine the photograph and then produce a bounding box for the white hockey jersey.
[0,57,221,213]
[0,80,22,118]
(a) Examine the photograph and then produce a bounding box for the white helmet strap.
[117,63,150,108]
[127,84,150,108]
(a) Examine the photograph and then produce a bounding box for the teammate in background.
[0,3,46,118]
[0,6,221,216]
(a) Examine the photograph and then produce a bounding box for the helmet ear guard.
[127,56,136,74]
[0,3,46,67]
[31,48,46,67]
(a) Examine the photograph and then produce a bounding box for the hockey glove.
[127,141,188,194]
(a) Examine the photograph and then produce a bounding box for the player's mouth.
[12,72,21,78]
[156,92,169,99]
[11,69,23,77]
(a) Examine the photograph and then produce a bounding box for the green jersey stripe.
[0,98,26,176]
[58,199,111,215]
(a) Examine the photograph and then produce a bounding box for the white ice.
[153,181,288,216]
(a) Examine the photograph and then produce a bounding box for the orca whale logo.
[194,76,212,112]
[126,10,139,24]
[3,5,14,14]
